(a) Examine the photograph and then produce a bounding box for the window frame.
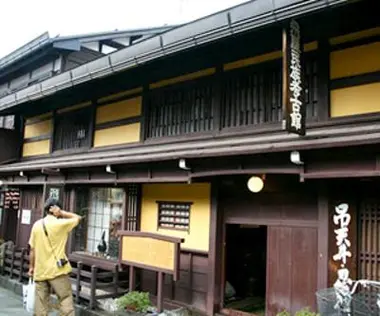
[52,106,93,153]
[156,201,192,232]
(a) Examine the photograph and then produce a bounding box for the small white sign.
[21,209,32,225]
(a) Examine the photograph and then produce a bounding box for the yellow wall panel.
[224,51,282,71]
[25,112,52,125]
[149,68,215,89]
[93,123,140,147]
[330,82,380,117]
[98,87,143,103]
[24,120,52,139]
[330,27,380,46]
[223,42,317,71]
[96,97,142,124]
[330,42,380,79]
[22,140,50,157]
[57,101,91,114]
[140,183,211,252]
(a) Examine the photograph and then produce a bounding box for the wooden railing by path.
[69,255,129,309]
[0,244,130,310]
[0,244,29,283]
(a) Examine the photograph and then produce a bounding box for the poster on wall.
[21,209,31,225]
[282,19,306,136]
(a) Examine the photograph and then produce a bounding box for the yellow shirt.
[29,214,79,281]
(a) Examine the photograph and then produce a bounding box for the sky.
[0,0,247,59]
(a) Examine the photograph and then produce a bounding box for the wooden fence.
[0,244,129,310]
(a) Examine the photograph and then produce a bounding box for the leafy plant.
[115,291,152,313]
[277,307,319,316]
[295,307,319,316]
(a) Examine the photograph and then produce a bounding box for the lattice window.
[146,79,213,138]
[358,199,380,313]
[53,107,91,151]
[157,201,191,231]
[125,184,140,231]
[221,56,318,129]
[221,62,282,128]
[304,54,318,120]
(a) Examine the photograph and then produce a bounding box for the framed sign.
[44,184,64,202]
[118,231,184,312]
[282,19,305,136]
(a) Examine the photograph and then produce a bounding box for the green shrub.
[277,307,319,316]
[115,291,152,313]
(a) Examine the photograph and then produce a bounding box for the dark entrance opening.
[224,224,267,315]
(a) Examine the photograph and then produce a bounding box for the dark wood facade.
[0,1,379,315]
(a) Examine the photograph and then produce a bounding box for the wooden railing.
[0,244,130,310]
[0,244,29,282]
[69,256,129,309]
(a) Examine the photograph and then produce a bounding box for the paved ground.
[0,286,31,316]
[0,287,60,316]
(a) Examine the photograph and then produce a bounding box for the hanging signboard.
[282,19,306,136]
[332,203,353,312]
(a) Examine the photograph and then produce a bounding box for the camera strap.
[42,219,60,264]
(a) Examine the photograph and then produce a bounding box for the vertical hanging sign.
[332,203,353,312]
[282,19,306,136]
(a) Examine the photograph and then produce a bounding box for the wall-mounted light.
[19,171,26,177]
[0,180,3,187]
[290,150,304,165]
[247,175,265,193]
[179,158,191,171]
[106,165,115,174]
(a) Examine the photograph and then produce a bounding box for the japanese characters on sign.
[44,184,64,203]
[333,203,352,266]
[282,19,306,136]
[332,203,353,312]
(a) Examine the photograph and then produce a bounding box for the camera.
[57,258,68,268]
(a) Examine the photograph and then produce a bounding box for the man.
[29,197,82,316]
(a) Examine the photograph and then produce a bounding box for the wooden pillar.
[157,271,164,313]
[317,39,330,121]
[76,262,82,304]
[317,182,329,290]
[90,265,97,310]
[206,182,223,316]
[129,265,135,292]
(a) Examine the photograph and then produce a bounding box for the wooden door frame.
[220,221,269,316]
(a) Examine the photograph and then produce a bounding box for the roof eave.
[0,0,350,114]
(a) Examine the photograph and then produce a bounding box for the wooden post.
[113,264,119,295]
[157,271,164,313]
[19,248,25,282]
[90,265,97,310]
[10,246,15,278]
[129,265,135,292]
[76,262,82,304]
[188,252,193,304]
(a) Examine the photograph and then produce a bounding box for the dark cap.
[44,197,62,214]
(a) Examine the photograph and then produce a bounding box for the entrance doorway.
[224,224,267,315]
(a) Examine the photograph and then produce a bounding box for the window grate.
[157,201,192,231]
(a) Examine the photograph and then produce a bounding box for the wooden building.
[0,0,379,315]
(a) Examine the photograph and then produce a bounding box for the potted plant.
[116,291,152,314]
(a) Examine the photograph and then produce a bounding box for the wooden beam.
[206,182,223,316]
[317,182,329,290]
[317,39,330,120]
